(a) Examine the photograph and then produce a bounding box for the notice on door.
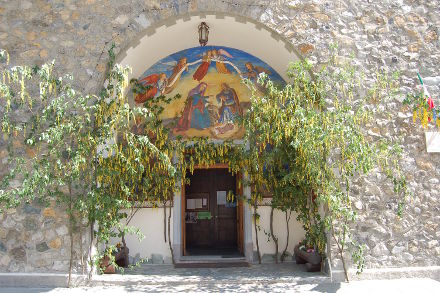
[187,199,195,210]
[217,191,227,205]
[195,198,203,209]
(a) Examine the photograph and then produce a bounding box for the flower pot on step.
[100,255,115,274]
[294,244,322,272]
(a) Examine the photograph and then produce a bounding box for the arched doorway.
[117,12,304,265]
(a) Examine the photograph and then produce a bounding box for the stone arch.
[115,11,308,264]
[116,11,304,82]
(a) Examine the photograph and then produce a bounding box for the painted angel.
[163,57,188,94]
[212,49,233,74]
[134,72,168,104]
[243,62,272,82]
[193,50,212,82]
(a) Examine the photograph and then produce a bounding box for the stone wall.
[0,201,88,273]
[1,0,439,275]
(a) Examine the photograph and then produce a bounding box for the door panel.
[185,172,213,248]
[185,168,238,252]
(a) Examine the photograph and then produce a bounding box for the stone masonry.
[0,200,88,272]
[0,0,439,275]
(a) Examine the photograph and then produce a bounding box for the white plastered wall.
[119,14,300,82]
[123,205,306,260]
[114,208,173,261]
[253,206,305,258]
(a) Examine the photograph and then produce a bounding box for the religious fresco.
[133,46,285,139]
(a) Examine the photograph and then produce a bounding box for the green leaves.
[0,45,409,278]
[242,56,409,279]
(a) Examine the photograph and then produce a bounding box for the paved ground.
[2,278,440,293]
[105,262,330,284]
[2,263,440,292]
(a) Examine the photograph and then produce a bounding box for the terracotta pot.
[100,255,116,274]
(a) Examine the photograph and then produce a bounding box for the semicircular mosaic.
[133,46,285,139]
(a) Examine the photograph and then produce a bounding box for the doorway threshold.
[176,255,249,268]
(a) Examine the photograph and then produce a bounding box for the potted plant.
[114,237,130,268]
[294,240,322,272]
[99,251,116,274]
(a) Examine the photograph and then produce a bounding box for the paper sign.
[217,191,227,205]
[187,199,195,210]
[195,198,203,209]
[202,198,207,206]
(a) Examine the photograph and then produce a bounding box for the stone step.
[175,261,250,268]
[175,256,249,268]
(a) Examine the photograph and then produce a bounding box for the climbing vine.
[0,45,243,281]
[240,53,410,281]
[0,45,410,284]
[0,46,180,282]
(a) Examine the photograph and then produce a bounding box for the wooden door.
[214,169,237,248]
[184,168,237,252]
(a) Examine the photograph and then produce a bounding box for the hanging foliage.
[0,45,182,282]
[0,45,243,279]
[241,54,411,281]
[0,44,411,284]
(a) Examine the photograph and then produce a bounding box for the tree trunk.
[281,210,291,262]
[253,203,261,264]
[168,199,175,264]
[163,200,167,243]
[331,220,350,282]
[68,227,74,287]
[340,250,349,282]
[340,223,349,282]
[67,183,74,287]
[269,206,279,263]
[79,222,85,275]
[88,220,95,281]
